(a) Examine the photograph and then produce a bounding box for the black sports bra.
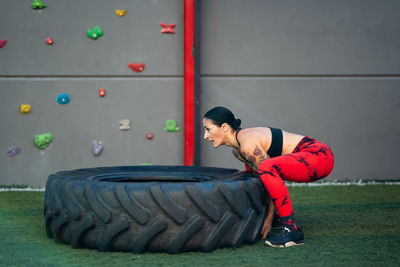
[268,127,283,158]
[235,127,283,158]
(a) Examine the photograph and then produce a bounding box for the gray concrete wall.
[199,0,400,180]
[0,0,182,76]
[0,0,183,187]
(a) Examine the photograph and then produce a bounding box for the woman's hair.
[203,106,241,130]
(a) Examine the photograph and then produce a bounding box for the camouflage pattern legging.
[257,137,335,217]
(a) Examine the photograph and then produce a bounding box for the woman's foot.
[265,226,304,247]
[271,213,283,229]
[266,214,304,247]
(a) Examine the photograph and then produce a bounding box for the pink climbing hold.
[160,23,176,34]
[128,62,145,73]
[0,40,7,48]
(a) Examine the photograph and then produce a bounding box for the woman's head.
[203,106,241,130]
[202,107,241,148]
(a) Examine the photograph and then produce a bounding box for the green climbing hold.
[32,0,46,9]
[87,26,103,40]
[165,120,180,132]
[34,133,53,149]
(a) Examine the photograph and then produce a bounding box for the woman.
[203,106,334,248]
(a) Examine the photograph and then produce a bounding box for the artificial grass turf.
[0,185,399,266]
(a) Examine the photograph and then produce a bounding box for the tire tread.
[44,166,267,253]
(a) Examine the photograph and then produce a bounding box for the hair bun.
[233,118,241,128]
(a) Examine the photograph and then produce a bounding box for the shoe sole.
[265,240,305,248]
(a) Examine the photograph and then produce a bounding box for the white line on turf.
[0,180,399,192]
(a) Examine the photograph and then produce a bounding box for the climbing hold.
[92,139,104,156]
[146,133,153,140]
[0,40,7,49]
[20,104,31,114]
[160,23,176,34]
[57,93,70,104]
[32,0,46,9]
[165,120,180,132]
[141,163,153,166]
[46,38,54,45]
[128,63,145,73]
[116,9,126,16]
[87,26,103,40]
[34,133,53,149]
[119,119,131,130]
[99,88,106,97]
[6,146,21,157]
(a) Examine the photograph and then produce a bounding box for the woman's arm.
[232,148,245,162]
[261,199,276,239]
[240,144,270,172]
[235,146,275,237]
[233,149,258,173]
[235,143,274,237]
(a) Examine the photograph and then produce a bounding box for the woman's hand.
[261,217,272,239]
[261,197,276,239]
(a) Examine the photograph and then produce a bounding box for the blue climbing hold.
[57,93,70,104]
[6,146,21,157]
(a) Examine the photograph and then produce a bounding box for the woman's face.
[202,118,225,148]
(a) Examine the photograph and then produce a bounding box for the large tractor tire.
[44,166,268,253]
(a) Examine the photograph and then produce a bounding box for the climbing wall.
[199,0,400,180]
[0,0,183,187]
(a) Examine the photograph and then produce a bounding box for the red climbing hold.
[146,133,153,140]
[46,38,54,45]
[99,88,106,97]
[0,40,7,48]
[128,63,145,73]
[160,23,176,34]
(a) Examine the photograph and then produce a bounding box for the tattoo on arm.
[243,145,269,170]
[232,149,245,162]
[254,146,267,162]
[253,146,262,156]
[233,146,269,172]
[247,154,256,163]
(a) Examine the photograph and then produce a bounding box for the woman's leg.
[257,141,334,217]
[258,140,334,247]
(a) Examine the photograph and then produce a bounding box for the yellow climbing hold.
[20,104,31,114]
[116,9,126,16]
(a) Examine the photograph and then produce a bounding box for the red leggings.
[257,137,334,217]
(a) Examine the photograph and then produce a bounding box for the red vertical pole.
[184,0,195,166]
